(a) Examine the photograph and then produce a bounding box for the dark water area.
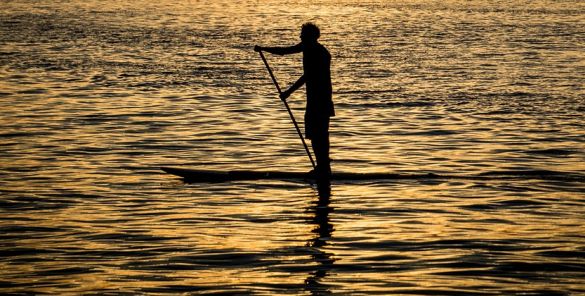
[1,0,584,294]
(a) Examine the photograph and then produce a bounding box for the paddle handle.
[258,51,316,169]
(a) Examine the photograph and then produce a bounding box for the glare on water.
[0,0,584,294]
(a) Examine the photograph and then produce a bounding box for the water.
[1,0,584,294]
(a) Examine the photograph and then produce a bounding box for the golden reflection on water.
[1,0,584,294]
[3,176,583,294]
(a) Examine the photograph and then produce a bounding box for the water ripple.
[1,0,584,295]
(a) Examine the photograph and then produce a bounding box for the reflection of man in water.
[305,182,334,294]
[255,23,334,177]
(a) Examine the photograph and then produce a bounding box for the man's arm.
[280,75,306,100]
[254,43,302,55]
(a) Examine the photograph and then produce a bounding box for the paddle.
[258,51,316,169]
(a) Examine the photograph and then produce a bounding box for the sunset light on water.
[1,0,584,294]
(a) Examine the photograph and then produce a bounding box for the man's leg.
[311,118,330,176]
[312,135,330,175]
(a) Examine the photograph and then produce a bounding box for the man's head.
[301,22,320,43]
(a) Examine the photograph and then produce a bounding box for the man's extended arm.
[254,43,302,55]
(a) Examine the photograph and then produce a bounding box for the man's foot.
[308,165,331,179]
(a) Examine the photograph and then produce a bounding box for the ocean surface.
[1,0,584,294]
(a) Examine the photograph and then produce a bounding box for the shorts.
[305,115,330,140]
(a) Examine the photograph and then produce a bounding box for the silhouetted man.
[255,23,334,177]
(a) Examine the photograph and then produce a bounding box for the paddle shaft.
[258,51,316,169]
